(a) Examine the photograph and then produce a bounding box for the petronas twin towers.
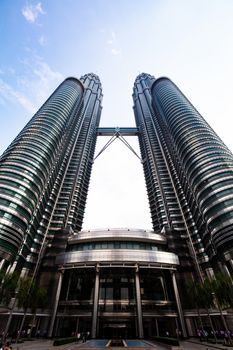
[0,73,233,338]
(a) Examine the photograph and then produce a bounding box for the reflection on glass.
[99,268,136,312]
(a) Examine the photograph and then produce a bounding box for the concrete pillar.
[205,267,215,278]
[91,264,100,339]
[171,271,187,338]
[229,259,233,270]
[5,263,12,274]
[0,259,6,271]
[218,261,231,277]
[155,318,159,336]
[227,259,233,275]
[135,265,144,339]
[75,317,80,334]
[65,272,72,301]
[48,270,64,338]
[222,263,231,278]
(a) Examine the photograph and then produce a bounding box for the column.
[171,271,187,338]
[48,270,64,338]
[135,265,144,339]
[4,290,18,336]
[222,264,231,278]
[91,264,100,339]
[75,318,80,334]
[229,259,233,270]
[0,259,5,270]
[155,318,159,336]
[65,272,72,301]
[5,263,12,274]
[218,261,231,277]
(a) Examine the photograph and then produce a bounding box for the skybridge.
[95,127,141,161]
[97,127,139,136]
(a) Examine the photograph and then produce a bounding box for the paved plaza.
[6,338,233,350]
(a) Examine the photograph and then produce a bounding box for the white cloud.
[0,96,5,106]
[8,68,15,74]
[22,2,45,23]
[32,59,64,103]
[107,31,121,55]
[107,31,116,45]
[0,56,63,114]
[38,35,47,46]
[111,48,121,55]
[0,79,35,114]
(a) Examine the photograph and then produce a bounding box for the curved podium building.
[54,228,181,339]
[0,72,233,338]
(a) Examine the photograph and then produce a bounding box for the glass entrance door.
[98,318,136,339]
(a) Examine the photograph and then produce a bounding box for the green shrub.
[53,337,76,346]
[152,336,179,346]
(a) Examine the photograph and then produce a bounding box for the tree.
[205,273,233,339]
[186,278,217,342]
[0,272,19,306]
[28,285,47,337]
[0,270,48,340]
[17,276,47,338]
[186,279,205,332]
[17,276,33,311]
[210,273,233,309]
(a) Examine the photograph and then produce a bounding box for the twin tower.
[0,73,233,338]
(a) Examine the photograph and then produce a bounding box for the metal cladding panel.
[0,78,84,261]
[151,77,233,255]
[69,228,167,244]
[43,73,103,269]
[97,127,139,136]
[56,249,179,266]
[132,73,197,270]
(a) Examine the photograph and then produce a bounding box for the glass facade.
[0,74,102,273]
[0,72,233,339]
[50,228,182,339]
[133,73,233,274]
[67,241,160,251]
[151,77,233,258]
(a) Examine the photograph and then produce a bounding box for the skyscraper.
[0,72,233,339]
[133,73,233,277]
[0,73,102,274]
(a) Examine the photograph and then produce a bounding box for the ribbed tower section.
[151,77,233,263]
[0,74,102,273]
[133,73,233,274]
[133,74,209,275]
[43,73,102,269]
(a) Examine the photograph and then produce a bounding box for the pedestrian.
[82,332,85,343]
[76,332,81,342]
[224,330,230,345]
[204,330,209,341]
[3,342,12,350]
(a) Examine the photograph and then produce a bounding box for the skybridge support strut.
[94,126,141,161]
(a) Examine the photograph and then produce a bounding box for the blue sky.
[1,0,233,230]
